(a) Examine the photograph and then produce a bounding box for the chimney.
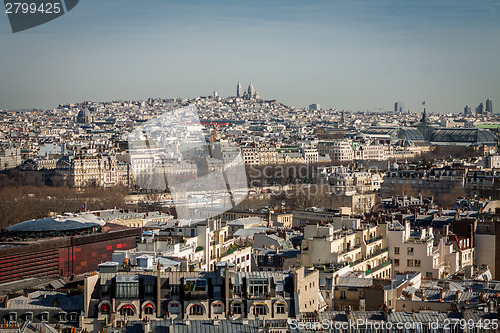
[157,263,162,318]
[225,264,230,317]
[443,225,449,236]
[440,289,445,300]
[483,279,490,289]
[488,300,495,312]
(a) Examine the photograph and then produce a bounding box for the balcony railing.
[350,248,388,267]
[247,292,272,299]
[366,260,391,275]
[182,290,208,300]
[366,235,383,245]
[338,243,362,255]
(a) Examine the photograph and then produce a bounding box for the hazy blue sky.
[0,0,499,113]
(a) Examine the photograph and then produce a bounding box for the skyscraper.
[476,103,485,115]
[486,99,493,114]
[464,105,471,115]
[394,102,404,113]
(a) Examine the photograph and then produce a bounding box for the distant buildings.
[236,81,260,100]
[55,155,132,188]
[0,143,21,171]
[0,213,139,283]
[486,98,493,114]
[394,102,404,113]
[76,107,92,124]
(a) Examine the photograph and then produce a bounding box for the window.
[426,272,433,278]
[276,303,286,314]
[59,313,67,322]
[169,302,180,314]
[25,313,33,321]
[249,279,268,297]
[171,285,179,295]
[101,284,110,297]
[69,313,78,322]
[415,260,421,267]
[144,305,154,315]
[233,303,242,314]
[185,279,207,292]
[190,304,203,315]
[407,260,414,267]
[394,247,400,255]
[41,312,49,322]
[254,305,267,316]
[9,312,17,322]
[407,247,414,255]
[233,285,241,294]
[340,290,346,299]
[144,284,154,297]
[100,303,110,314]
[116,282,139,298]
[394,259,400,266]
[213,303,224,314]
[120,306,134,316]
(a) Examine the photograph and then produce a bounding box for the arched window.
[144,303,154,315]
[120,305,134,316]
[212,302,223,314]
[232,303,243,314]
[169,302,181,314]
[100,303,110,314]
[276,303,286,314]
[189,304,203,316]
[253,305,267,316]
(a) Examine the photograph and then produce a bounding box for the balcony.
[248,292,272,300]
[350,248,388,266]
[182,290,208,300]
[366,260,391,276]
[338,243,361,255]
[365,235,383,245]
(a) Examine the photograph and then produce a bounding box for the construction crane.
[200,122,229,142]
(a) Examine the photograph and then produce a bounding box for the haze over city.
[1,0,499,113]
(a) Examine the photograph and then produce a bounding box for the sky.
[0,0,499,113]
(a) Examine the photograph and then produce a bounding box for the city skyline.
[1,0,499,113]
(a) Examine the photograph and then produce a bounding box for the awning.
[120,304,135,312]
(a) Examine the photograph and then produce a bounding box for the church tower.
[236,81,242,98]
[248,81,255,97]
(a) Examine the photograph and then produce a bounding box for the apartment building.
[300,222,392,280]
[317,139,354,164]
[0,143,22,171]
[82,264,317,331]
[387,221,448,279]
[56,155,132,188]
